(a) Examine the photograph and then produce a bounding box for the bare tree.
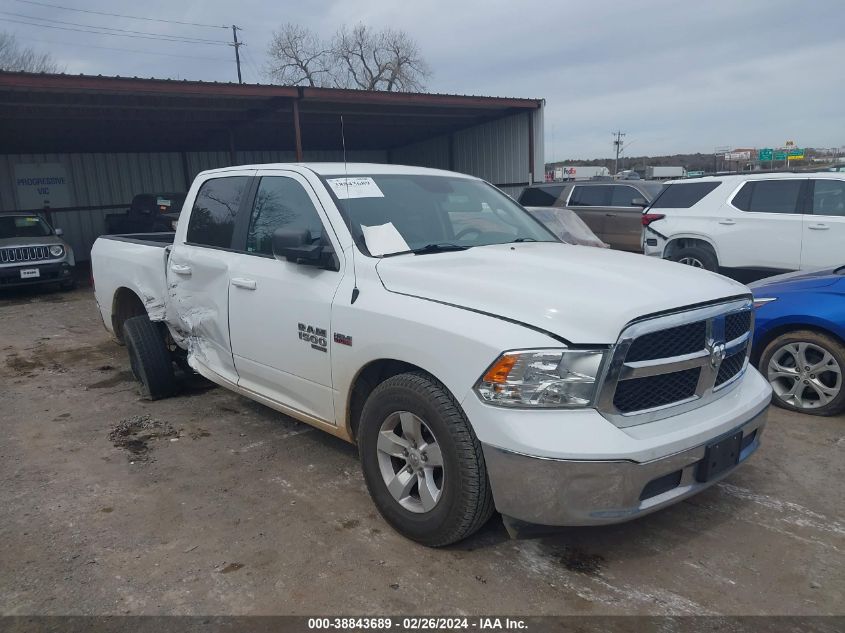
[265,23,332,87]
[265,22,430,92]
[0,32,62,73]
[333,24,430,92]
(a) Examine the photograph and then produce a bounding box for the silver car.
[0,214,76,290]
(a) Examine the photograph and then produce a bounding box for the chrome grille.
[613,367,701,413]
[725,311,751,342]
[716,349,747,386]
[625,320,706,362]
[0,246,50,263]
[597,299,753,427]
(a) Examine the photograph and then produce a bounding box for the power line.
[0,11,228,44]
[11,0,228,30]
[243,46,264,83]
[3,17,229,46]
[21,36,233,62]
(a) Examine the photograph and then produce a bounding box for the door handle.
[231,277,257,290]
[808,223,830,231]
[605,213,616,217]
[718,219,736,225]
[170,264,192,276]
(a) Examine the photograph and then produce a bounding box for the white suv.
[642,173,845,281]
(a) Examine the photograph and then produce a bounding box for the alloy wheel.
[376,411,444,513]
[678,256,704,268]
[767,342,842,409]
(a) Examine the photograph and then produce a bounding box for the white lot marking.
[279,427,313,439]
[513,540,712,615]
[683,560,737,586]
[717,483,845,536]
[235,440,265,453]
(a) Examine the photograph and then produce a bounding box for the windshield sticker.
[361,222,410,256]
[326,177,385,200]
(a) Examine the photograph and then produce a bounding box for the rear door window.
[732,180,803,214]
[609,185,645,207]
[519,186,564,207]
[186,176,250,248]
[810,179,845,217]
[568,185,610,206]
[650,182,721,209]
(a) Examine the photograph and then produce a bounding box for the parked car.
[518,180,664,251]
[92,163,771,546]
[642,173,845,282]
[105,192,187,234]
[0,213,76,289]
[750,266,845,416]
[524,206,609,248]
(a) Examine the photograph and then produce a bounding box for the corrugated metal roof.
[0,70,544,106]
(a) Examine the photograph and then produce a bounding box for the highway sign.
[758,148,773,161]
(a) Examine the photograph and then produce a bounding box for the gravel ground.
[0,284,842,616]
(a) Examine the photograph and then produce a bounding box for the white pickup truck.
[92,163,772,546]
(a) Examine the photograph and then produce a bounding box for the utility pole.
[612,130,626,177]
[230,25,243,84]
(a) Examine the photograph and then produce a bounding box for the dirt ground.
[0,284,842,616]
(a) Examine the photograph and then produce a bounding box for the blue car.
[750,266,845,416]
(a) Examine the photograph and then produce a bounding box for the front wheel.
[358,372,494,547]
[758,330,845,416]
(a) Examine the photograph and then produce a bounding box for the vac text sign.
[14,163,73,210]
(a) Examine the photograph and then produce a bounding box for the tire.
[122,315,176,400]
[669,245,718,272]
[758,329,845,416]
[358,371,494,547]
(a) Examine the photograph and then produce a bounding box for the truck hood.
[375,242,749,344]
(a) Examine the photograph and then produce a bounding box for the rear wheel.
[759,330,845,416]
[669,245,718,272]
[122,315,176,400]
[358,372,494,547]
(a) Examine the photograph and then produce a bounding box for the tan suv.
[518,180,664,251]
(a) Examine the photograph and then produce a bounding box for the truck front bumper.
[481,404,768,527]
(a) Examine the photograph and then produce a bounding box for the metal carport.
[0,71,543,260]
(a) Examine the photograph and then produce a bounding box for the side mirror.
[631,197,648,207]
[54,228,64,236]
[272,228,335,269]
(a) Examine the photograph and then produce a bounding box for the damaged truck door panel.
[91,163,773,547]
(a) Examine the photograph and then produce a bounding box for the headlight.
[753,297,777,309]
[475,348,606,408]
[49,245,64,257]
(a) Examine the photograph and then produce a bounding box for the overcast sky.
[5,0,844,159]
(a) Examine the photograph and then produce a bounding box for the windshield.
[0,215,52,239]
[325,174,557,256]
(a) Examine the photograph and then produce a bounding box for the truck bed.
[91,233,173,327]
